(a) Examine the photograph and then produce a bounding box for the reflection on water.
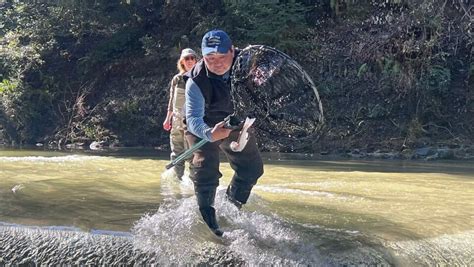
[0,148,473,265]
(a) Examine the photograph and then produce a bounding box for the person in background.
[163,48,198,180]
[184,30,264,236]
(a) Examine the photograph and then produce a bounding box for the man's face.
[203,47,234,75]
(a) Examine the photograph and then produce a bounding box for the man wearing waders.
[184,30,264,236]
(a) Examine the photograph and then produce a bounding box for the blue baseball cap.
[201,30,232,56]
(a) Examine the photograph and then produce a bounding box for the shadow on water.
[0,145,170,160]
[276,198,423,239]
[77,153,474,178]
[2,146,474,176]
[264,157,474,177]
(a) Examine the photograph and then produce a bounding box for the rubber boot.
[225,181,254,209]
[196,187,223,236]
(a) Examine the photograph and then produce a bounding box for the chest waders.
[184,57,264,236]
[169,75,188,179]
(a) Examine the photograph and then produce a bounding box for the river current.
[0,148,472,265]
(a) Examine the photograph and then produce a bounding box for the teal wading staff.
[165,115,241,170]
[165,139,206,170]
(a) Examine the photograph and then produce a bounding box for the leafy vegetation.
[0,0,472,153]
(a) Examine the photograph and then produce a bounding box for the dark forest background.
[0,0,472,155]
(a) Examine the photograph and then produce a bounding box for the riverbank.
[2,142,474,161]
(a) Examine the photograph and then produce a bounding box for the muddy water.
[0,148,472,265]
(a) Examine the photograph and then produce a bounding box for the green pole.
[165,139,207,170]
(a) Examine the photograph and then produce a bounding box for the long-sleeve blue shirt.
[185,71,230,142]
[185,78,213,141]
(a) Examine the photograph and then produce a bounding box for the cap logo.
[206,36,221,47]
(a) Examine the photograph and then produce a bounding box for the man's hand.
[211,121,232,141]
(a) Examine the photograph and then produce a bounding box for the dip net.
[231,45,324,151]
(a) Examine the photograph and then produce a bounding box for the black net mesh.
[231,45,324,151]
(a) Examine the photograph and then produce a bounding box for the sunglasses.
[184,56,196,61]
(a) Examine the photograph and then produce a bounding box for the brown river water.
[0,148,472,265]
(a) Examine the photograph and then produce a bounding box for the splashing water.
[11,184,25,193]
[159,168,194,201]
[130,189,392,266]
[131,189,326,265]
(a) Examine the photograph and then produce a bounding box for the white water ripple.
[255,185,363,201]
[0,155,105,162]
[386,230,474,266]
